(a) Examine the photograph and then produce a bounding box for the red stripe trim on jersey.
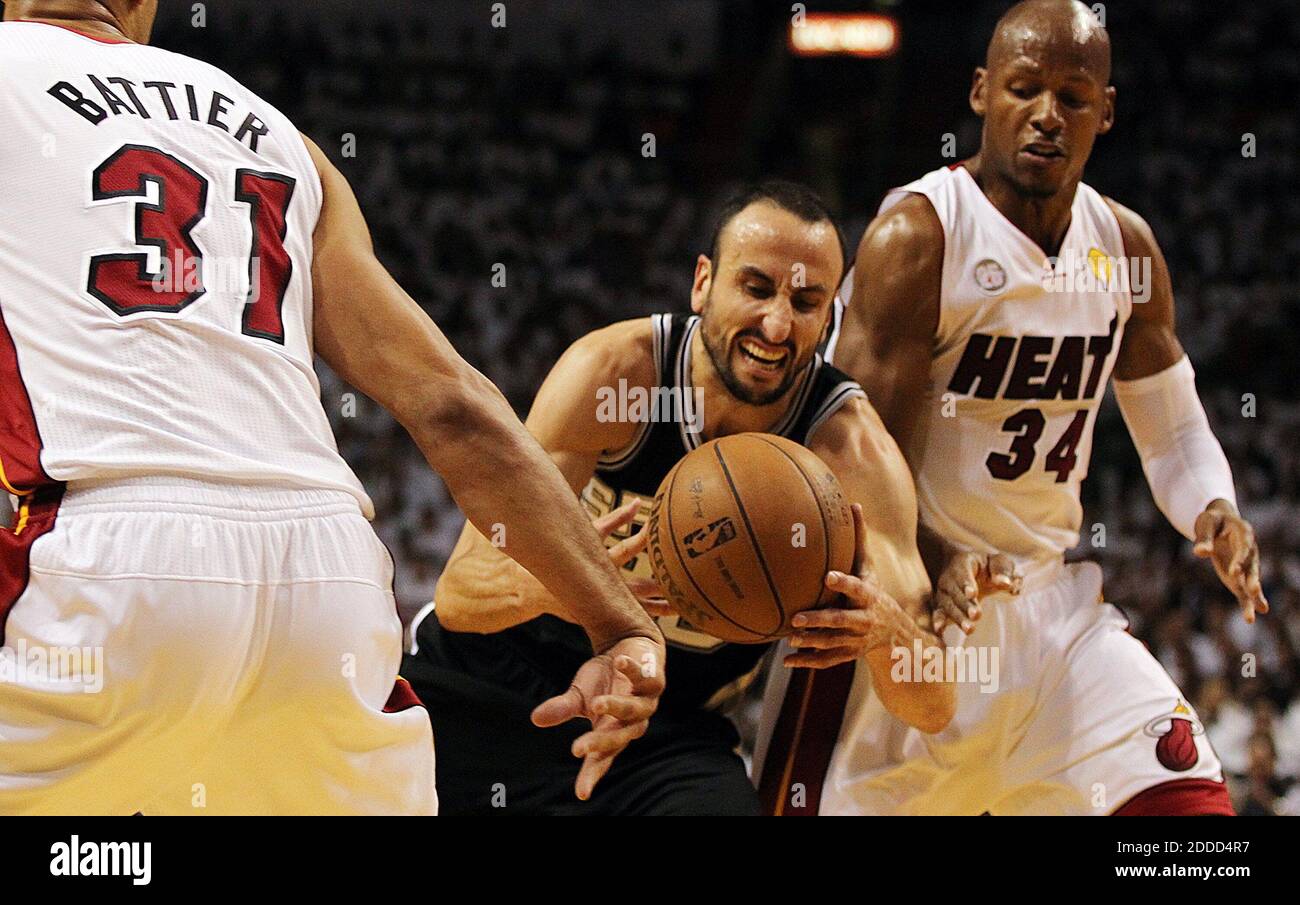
[383,676,425,714]
[17,20,134,45]
[0,304,52,495]
[757,661,855,816]
[1113,778,1236,816]
[1,485,63,646]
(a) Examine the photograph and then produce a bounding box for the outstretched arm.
[1108,198,1268,623]
[303,137,664,797]
[304,137,658,653]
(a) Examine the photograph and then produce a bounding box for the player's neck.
[964,155,1078,257]
[688,331,804,440]
[10,12,135,44]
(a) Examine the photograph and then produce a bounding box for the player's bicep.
[1109,198,1184,381]
[834,197,942,455]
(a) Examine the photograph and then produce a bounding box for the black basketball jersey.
[413,313,866,717]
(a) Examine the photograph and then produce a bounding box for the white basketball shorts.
[819,561,1225,815]
[0,477,436,815]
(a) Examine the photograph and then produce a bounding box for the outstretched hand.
[531,634,664,800]
[1194,499,1269,624]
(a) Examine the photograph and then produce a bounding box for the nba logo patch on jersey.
[1143,700,1204,772]
[973,258,1007,295]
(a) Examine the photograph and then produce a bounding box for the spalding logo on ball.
[646,433,854,644]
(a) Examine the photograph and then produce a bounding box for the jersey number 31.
[86,143,295,344]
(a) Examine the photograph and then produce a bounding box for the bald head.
[987,0,1110,86]
[968,0,1117,201]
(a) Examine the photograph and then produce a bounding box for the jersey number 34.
[987,408,1087,483]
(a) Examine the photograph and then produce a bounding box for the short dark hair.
[706,179,847,273]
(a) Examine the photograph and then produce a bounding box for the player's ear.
[970,66,988,117]
[1097,85,1116,135]
[690,255,712,315]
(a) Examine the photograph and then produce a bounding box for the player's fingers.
[790,629,873,651]
[574,751,616,801]
[613,652,664,698]
[793,605,868,631]
[608,526,649,569]
[940,556,980,601]
[640,598,675,618]
[783,648,858,669]
[935,591,975,634]
[824,570,887,610]
[985,553,1022,595]
[626,575,663,598]
[1231,547,1267,621]
[1238,597,1257,625]
[935,572,978,623]
[1244,552,1269,616]
[593,498,642,538]
[531,684,585,728]
[1223,528,1251,580]
[591,692,657,723]
[1248,589,1270,619]
[931,608,947,634]
[572,720,648,758]
[1192,511,1220,558]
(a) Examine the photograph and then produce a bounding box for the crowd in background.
[158,0,1298,814]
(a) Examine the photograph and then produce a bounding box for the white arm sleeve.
[1113,355,1237,541]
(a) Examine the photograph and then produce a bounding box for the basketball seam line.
[663,458,774,641]
[712,442,786,635]
[665,460,764,642]
[755,436,832,616]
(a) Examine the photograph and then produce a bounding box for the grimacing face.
[691,201,843,407]
[972,27,1114,198]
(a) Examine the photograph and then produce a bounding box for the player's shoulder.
[846,191,943,334]
[858,191,944,266]
[1099,193,1160,255]
[811,394,902,468]
[557,316,657,388]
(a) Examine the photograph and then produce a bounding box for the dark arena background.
[135,0,1298,816]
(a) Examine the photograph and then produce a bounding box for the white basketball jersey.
[0,21,371,514]
[833,164,1132,565]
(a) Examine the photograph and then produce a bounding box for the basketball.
[646,432,855,644]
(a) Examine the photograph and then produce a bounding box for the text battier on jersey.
[46,76,270,154]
